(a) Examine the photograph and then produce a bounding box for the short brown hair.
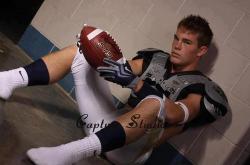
[178,15,213,47]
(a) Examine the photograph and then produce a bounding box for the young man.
[0,15,229,165]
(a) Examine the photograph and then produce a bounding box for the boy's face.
[170,27,204,67]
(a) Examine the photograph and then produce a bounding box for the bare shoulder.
[184,93,202,103]
[128,58,143,75]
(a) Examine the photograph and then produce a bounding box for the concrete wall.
[22,0,250,164]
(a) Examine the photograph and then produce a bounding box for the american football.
[78,25,123,69]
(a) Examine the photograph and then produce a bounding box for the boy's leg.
[106,96,165,164]
[0,45,77,100]
[70,49,158,164]
[41,45,77,83]
[0,44,165,164]
[27,95,165,165]
[27,49,166,165]
[71,48,117,134]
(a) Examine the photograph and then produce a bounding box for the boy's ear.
[197,46,208,57]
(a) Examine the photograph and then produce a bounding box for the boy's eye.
[183,40,192,45]
[184,41,191,45]
[174,34,178,40]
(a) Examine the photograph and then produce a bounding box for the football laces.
[106,32,122,53]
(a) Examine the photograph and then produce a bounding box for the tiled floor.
[0,33,109,165]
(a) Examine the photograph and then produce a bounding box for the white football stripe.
[117,57,125,64]
[87,29,103,40]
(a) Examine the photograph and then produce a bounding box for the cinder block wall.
[27,0,250,164]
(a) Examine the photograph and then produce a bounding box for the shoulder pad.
[159,73,230,120]
[139,51,169,83]
[203,81,230,119]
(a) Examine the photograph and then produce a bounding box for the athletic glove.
[97,57,140,89]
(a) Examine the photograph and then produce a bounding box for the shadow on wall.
[189,106,233,164]
[198,42,218,76]
[197,42,241,164]
[172,43,233,164]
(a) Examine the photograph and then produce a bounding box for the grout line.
[70,0,85,19]
[229,63,250,93]
[55,83,77,104]
[135,3,154,30]
[223,12,245,46]
[232,140,250,165]
[229,46,250,61]
[49,45,55,53]
[232,143,249,165]
[210,125,247,165]
[184,126,206,155]
[211,124,238,146]
[230,91,250,109]
[176,0,187,15]
[69,86,75,96]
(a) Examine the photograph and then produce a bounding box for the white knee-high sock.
[27,134,102,165]
[71,50,116,135]
[0,67,28,99]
